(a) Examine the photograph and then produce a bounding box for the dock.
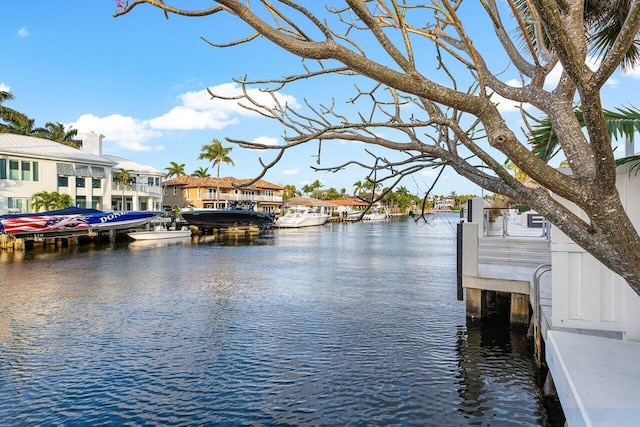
[0,229,122,250]
[460,198,640,426]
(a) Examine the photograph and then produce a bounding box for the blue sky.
[2,2,639,197]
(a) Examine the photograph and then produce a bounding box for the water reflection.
[0,217,562,425]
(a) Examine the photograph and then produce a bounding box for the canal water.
[0,214,562,425]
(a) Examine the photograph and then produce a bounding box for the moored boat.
[127,227,192,240]
[0,207,159,236]
[275,206,330,228]
[181,200,274,231]
[363,207,389,221]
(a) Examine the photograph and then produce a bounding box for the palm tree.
[31,191,72,212]
[529,106,640,162]
[0,93,79,145]
[0,91,30,134]
[352,180,363,196]
[514,1,640,162]
[198,138,234,206]
[41,122,81,148]
[113,169,134,210]
[514,0,640,70]
[283,184,299,200]
[191,166,211,178]
[396,186,409,197]
[164,161,186,179]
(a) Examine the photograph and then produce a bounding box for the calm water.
[0,215,561,426]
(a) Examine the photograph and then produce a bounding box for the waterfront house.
[162,176,284,215]
[432,196,456,211]
[0,133,163,213]
[328,196,372,215]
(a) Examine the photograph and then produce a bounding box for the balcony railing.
[201,194,283,203]
[112,184,163,196]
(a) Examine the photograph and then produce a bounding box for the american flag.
[0,214,90,235]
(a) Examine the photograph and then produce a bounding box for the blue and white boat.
[0,207,159,236]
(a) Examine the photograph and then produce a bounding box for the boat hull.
[182,209,274,230]
[275,214,329,228]
[127,229,192,240]
[363,213,387,221]
[0,207,159,236]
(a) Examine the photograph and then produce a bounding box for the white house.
[0,132,164,213]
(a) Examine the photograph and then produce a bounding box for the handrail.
[483,208,551,240]
[532,264,552,339]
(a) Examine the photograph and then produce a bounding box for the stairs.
[478,237,551,268]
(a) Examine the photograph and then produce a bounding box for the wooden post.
[510,292,530,324]
[466,288,485,319]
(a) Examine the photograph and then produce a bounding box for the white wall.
[551,165,640,340]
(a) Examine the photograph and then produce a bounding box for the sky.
[2,2,640,198]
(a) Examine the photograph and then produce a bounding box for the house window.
[8,197,30,212]
[3,160,39,181]
[147,177,154,186]
[76,196,87,208]
[9,160,19,180]
[21,161,30,181]
[163,187,167,196]
[155,177,160,186]
[173,187,177,195]
[58,176,69,187]
[197,188,201,199]
[92,178,101,189]
[76,177,86,188]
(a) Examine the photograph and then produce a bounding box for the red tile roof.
[163,176,283,190]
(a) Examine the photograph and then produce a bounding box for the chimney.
[81,132,105,156]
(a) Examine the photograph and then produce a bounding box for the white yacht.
[275,206,330,228]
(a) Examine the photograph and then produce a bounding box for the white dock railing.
[483,208,551,240]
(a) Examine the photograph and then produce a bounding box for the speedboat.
[127,227,192,240]
[341,209,364,222]
[275,206,330,228]
[363,207,388,221]
[181,200,275,231]
[0,207,159,236]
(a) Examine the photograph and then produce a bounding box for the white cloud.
[543,56,601,89]
[419,168,442,179]
[252,136,280,146]
[544,64,563,89]
[71,113,162,152]
[0,83,9,92]
[148,106,237,130]
[282,169,299,175]
[606,77,619,88]
[68,82,298,153]
[17,27,29,38]
[623,68,640,79]
[144,83,298,132]
[490,92,523,113]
